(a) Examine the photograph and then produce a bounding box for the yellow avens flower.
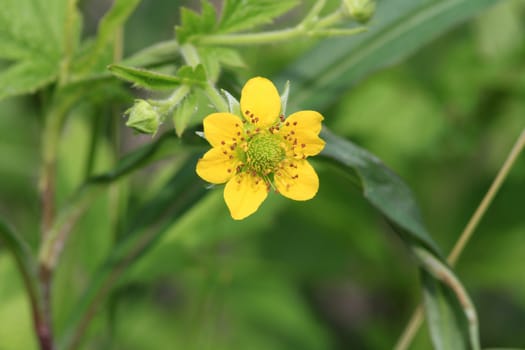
[196,77,325,220]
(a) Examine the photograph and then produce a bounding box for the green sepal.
[125,100,161,135]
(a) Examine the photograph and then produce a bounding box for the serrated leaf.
[219,0,299,33]
[175,0,300,44]
[278,0,501,111]
[176,64,207,83]
[0,0,80,99]
[319,128,479,349]
[108,64,206,90]
[198,47,245,82]
[175,0,218,44]
[0,60,60,98]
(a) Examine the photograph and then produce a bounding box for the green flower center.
[246,133,285,174]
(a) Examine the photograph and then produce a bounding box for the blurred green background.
[0,0,524,349]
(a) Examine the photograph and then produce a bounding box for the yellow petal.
[224,173,268,220]
[274,159,319,201]
[280,111,325,158]
[203,112,245,148]
[240,77,281,127]
[196,147,238,184]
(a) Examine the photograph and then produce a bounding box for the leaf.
[278,0,501,111]
[175,0,218,44]
[74,0,141,75]
[58,155,208,350]
[175,64,207,84]
[319,128,479,349]
[198,47,245,82]
[108,64,206,90]
[421,271,470,350]
[175,0,299,43]
[219,0,299,33]
[0,0,80,99]
[0,60,59,99]
[173,93,198,137]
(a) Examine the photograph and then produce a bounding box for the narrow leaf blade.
[279,0,501,111]
[319,128,480,349]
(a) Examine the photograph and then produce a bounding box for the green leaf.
[58,155,208,350]
[74,0,141,75]
[108,64,206,90]
[0,60,59,99]
[278,0,501,111]
[175,0,299,43]
[198,47,245,82]
[0,0,80,99]
[175,0,217,44]
[219,0,299,33]
[421,272,470,350]
[173,93,198,137]
[175,64,207,84]
[319,128,479,349]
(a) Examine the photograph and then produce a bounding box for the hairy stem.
[204,84,229,112]
[196,6,361,46]
[395,128,525,350]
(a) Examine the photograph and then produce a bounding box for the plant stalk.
[197,6,358,46]
[394,128,525,350]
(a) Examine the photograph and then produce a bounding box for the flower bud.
[125,100,161,135]
[343,0,375,23]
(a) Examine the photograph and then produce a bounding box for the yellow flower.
[196,77,325,220]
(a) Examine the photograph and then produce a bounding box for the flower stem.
[204,84,229,112]
[301,0,327,26]
[37,102,69,350]
[198,27,303,46]
[196,5,359,46]
[447,128,525,265]
[394,128,525,350]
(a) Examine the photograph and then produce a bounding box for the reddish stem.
[37,265,55,350]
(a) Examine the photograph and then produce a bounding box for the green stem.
[198,27,303,46]
[316,7,346,28]
[38,132,202,271]
[59,156,206,350]
[58,0,78,85]
[395,128,525,350]
[38,90,91,350]
[204,84,229,112]
[301,0,328,26]
[447,128,525,265]
[196,6,357,46]
[412,247,480,350]
[0,220,49,350]
[180,44,201,67]
[124,40,180,67]
[151,85,192,116]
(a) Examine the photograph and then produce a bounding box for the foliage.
[0,0,524,350]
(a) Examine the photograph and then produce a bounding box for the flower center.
[246,133,285,174]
